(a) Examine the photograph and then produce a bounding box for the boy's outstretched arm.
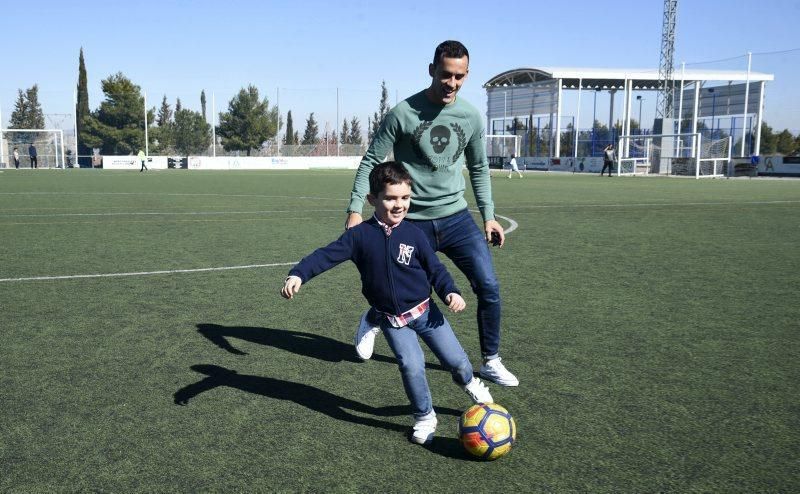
[281,276,303,299]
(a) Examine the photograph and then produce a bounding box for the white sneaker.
[479,357,519,387]
[463,377,493,404]
[411,411,437,445]
[354,310,381,360]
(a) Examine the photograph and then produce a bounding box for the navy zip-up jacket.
[288,216,460,316]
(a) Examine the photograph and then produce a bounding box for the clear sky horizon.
[3,0,799,136]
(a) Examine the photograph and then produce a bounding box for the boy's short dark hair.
[369,161,413,196]
[432,40,469,67]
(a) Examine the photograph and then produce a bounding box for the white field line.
[2,200,797,219]
[0,211,519,283]
[2,208,343,218]
[0,262,297,283]
[502,200,800,210]
[0,191,347,201]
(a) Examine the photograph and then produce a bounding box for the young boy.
[281,161,493,445]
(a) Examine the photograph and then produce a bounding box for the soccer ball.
[458,403,516,460]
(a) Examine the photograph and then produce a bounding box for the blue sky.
[3,0,799,134]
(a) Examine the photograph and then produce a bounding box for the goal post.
[695,134,732,178]
[486,134,520,169]
[1,129,66,168]
[617,132,731,178]
[618,132,710,178]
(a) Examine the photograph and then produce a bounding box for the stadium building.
[483,67,774,174]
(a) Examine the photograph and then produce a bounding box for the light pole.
[592,88,600,155]
[708,88,716,139]
[636,95,644,133]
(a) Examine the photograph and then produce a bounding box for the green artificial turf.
[1,169,798,492]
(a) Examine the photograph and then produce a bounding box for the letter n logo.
[397,244,414,265]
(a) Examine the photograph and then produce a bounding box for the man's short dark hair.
[369,161,413,196]
[432,40,469,67]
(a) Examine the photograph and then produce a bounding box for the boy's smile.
[368,181,412,227]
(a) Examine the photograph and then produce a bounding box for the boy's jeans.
[409,208,502,358]
[381,302,473,418]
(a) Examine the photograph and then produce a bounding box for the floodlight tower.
[651,0,679,174]
[655,0,678,121]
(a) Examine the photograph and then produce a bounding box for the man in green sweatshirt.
[345,40,518,386]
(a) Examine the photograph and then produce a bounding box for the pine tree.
[157,96,172,126]
[776,129,795,155]
[9,85,46,146]
[284,111,295,145]
[150,95,174,153]
[81,72,153,155]
[10,85,45,129]
[200,90,207,122]
[76,48,91,164]
[175,98,182,113]
[302,112,319,145]
[340,118,350,145]
[759,122,777,154]
[174,107,211,155]
[26,85,45,129]
[9,90,29,129]
[368,80,390,142]
[217,85,279,156]
[349,116,363,145]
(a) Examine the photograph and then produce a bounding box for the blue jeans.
[409,208,502,358]
[381,302,474,418]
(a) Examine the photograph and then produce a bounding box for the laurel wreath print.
[450,123,467,163]
[411,121,434,167]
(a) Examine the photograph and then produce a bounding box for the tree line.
[8,48,798,161]
[8,48,391,165]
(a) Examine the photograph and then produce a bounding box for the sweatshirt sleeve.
[347,111,400,214]
[415,232,460,303]
[463,112,495,222]
[288,230,356,283]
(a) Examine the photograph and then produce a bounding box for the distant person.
[28,144,37,168]
[12,147,20,168]
[507,153,523,178]
[601,144,615,177]
[282,162,493,445]
[138,149,148,172]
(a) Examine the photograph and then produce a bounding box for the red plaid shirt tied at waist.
[380,298,430,328]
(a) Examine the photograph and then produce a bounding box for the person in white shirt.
[507,154,522,178]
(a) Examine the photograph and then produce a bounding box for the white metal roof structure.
[484,67,773,89]
[483,66,775,160]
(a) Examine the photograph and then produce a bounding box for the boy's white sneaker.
[354,310,381,360]
[479,357,519,387]
[463,377,493,404]
[411,411,437,445]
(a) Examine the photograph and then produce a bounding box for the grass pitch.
[1,169,798,492]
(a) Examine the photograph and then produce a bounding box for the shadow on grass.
[174,363,465,456]
[196,323,446,371]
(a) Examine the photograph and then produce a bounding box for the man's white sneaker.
[411,411,437,445]
[354,310,381,360]
[463,377,493,404]
[479,357,519,387]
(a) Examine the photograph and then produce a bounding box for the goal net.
[486,134,520,169]
[695,135,732,178]
[615,132,706,178]
[1,129,66,168]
